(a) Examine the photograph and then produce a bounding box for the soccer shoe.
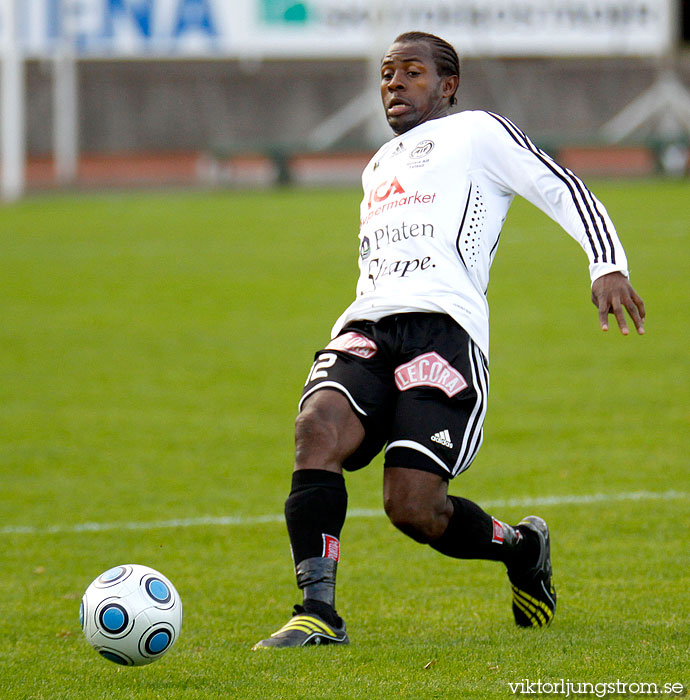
[251,605,349,649]
[507,515,556,628]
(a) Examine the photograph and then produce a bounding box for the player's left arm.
[591,271,645,335]
[475,112,646,336]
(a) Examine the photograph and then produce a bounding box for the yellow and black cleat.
[511,581,556,627]
[508,516,556,628]
[252,606,349,649]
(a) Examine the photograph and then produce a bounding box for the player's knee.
[384,495,446,544]
[294,407,338,464]
[294,391,364,470]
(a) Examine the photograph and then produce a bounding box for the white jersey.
[331,110,629,358]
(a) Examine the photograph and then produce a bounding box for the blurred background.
[2,0,690,199]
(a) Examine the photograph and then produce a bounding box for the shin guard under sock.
[430,495,535,565]
[284,469,347,622]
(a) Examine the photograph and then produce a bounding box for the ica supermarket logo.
[361,175,437,226]
[367,176,405,210]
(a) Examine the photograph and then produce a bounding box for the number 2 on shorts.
[305,353,337,384]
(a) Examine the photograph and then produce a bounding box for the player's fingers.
[597,295,613,332]
[598,307,609,331]
[610,296,630,335]
[633,290,647,333]
[598,292,628,335]
[629,291,646,334]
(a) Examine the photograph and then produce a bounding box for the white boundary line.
[2,489,687,536]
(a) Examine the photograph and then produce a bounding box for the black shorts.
[299,313,489,479]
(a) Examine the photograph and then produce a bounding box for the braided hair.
[393,32,461,106]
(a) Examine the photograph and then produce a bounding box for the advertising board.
[8,0,675,58]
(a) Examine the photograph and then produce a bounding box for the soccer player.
[252,31,645,648]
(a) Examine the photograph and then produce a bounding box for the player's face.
[380,41,457,135]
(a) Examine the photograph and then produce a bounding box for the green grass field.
[1,180,688,699]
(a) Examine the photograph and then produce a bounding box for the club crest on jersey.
[394,352,468,397]
[326,332,378,359]
[410,140,434,159]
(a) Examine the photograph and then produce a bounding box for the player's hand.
[591,271,646,336]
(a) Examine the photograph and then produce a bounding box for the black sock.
[430,495,535,565]
[284,469,347,624]
[285,469,347,564]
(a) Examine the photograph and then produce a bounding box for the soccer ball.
[80,564,182,666]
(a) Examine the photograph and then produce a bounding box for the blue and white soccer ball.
[80,564,182,666]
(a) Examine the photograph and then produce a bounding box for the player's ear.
[442,75,459,101]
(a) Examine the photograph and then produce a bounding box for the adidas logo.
[391,142,406,158]
[430,429,453,449]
